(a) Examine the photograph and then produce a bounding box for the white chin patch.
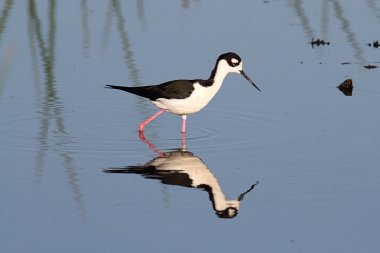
[231,58,239,64]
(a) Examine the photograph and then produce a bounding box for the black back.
[106,52,242,100]
[106,79,196,101]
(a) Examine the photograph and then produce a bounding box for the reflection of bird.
[106,52,261,133]
[104,149,259,219]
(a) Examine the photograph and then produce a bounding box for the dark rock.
[337,79,353,96]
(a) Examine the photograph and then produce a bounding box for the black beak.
[240,70,261,92]
[237,181,259,201]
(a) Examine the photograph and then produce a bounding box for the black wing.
[106,79,197,101]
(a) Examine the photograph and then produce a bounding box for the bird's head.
[216,52,261,92]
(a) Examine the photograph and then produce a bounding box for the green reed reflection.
[331,0,366,65]
[321,0,329,39]
[0,0,14,100]
[136,0,147,30]
[112,0,141,86]
[0,0,13,42]
[81,0,90,57]
[292,0,315,39]
[290,0,368,65]
[366,0,380,24]
[0,44,15,101]
[28,0,86,218]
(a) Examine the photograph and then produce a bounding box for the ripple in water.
[0,106,289,155]
[181,107,285,152]
[0,117,42,152]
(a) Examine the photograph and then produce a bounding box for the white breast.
[151,60,233,115]
[152,80,223,115]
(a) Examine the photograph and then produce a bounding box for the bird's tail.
[105,85,133,92]
[105,84,155,100]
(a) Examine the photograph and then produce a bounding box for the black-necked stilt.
[106,52,261,133]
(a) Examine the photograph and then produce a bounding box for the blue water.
[1,1,380,252]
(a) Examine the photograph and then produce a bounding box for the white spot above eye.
[231,58,239,64]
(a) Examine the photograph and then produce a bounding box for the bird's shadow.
[103,132,259,219]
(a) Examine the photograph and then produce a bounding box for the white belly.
[152,82,223,115]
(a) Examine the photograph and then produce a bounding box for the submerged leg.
[181,115,187,133]
[139,109,165,132]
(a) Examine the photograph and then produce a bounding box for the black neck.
[198,61,218,87]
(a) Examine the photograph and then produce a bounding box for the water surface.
[0,1,379,252]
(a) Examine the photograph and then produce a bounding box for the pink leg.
[181,115,187,133]
[139,109,165,132]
